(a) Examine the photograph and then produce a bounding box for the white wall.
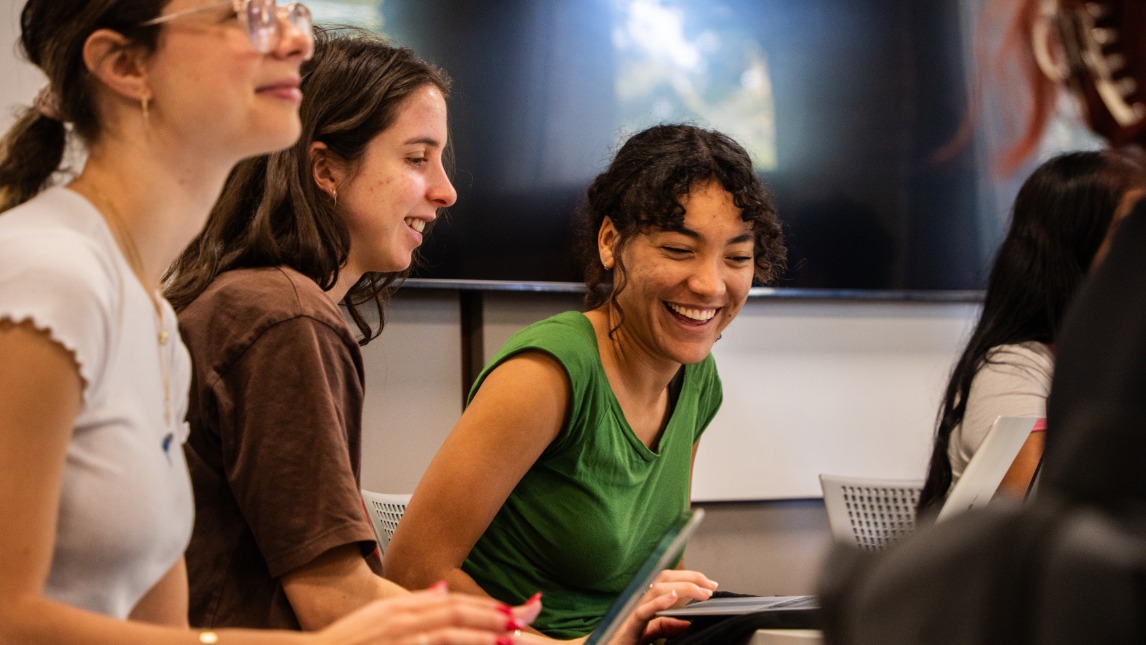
[0,0,44,129]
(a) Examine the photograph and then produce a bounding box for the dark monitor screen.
[353,0,1098,292]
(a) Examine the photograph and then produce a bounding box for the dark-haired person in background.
[164,26,474,630]
[385,124,787,641]
[818,3,1146,642]
[917,149,1146,515]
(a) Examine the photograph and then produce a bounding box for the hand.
[313,582,543,645]
[646,569,718,609]
[607,588,690,645]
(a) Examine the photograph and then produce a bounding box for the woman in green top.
[385,124,786,641]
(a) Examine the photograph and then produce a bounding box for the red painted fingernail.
[430,580,448,592]
[505,618,525,632]
[496,637,513,645]
[527,592,542,604]
[497,604,513,616]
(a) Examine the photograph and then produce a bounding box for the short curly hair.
[575,124,786,312]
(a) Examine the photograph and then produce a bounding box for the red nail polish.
[527,592,542,604]
[505,618,525,632]
[496,637,513,645]
[430,580,448,592]
[497,604,513,616]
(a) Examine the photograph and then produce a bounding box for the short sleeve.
[212,315,375,578]
[0,229,115,401]
[953,344,1053,463]
[690,354,724,442]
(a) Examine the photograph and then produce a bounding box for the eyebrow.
[404,136,443,147]
[671,227,754,245]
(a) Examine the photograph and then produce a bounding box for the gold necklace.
[74,180,174,427]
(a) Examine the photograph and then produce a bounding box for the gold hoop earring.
[331,187,338,207]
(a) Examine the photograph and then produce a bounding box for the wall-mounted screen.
[312,0,1101,292]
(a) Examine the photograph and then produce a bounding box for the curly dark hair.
[574,124,785,320]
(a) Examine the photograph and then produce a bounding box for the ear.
[309,141,348,200]
[82,29,152,104]
[598,216,619,270]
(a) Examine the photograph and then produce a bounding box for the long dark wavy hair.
[0,0,167,211]
[574,124,786,330]
[164,27,451,343]
[917,149,1146,513]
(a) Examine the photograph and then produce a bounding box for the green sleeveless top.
[461,312,722,638]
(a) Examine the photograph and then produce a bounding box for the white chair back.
[361,490,412,557]
[819,474,923,552]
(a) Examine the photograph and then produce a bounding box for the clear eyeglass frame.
[139,0,313,54]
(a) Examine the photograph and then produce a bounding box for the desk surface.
[751,629,824,645]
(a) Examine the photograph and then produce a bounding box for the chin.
[248,117,303,157]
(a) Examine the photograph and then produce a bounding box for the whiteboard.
[693,299,978,500]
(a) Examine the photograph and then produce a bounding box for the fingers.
[321,585,539,645]
[604,589,677,645]
[642,617,692,643]
[646,569,718,607]
[510,592,543,625]
[653,568,718,591]
[401,627,519,645]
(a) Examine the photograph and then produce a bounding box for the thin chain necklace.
[73,180,174,427]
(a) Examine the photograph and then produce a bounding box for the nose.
[430,160,458,208]
[689,256,727,299]
[273,3,315,61]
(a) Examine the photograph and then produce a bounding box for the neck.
[325,265,364,306]
[585,307,680,404]
[73,137,234,288]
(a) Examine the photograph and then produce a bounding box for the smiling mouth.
[666,302,717,322]
[405,218,426,234]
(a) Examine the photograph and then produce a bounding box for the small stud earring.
[331,187,338,207]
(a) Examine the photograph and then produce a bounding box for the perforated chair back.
[819,474,923,552]
[361,490,412,557]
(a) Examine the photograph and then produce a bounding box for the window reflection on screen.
[610,0,777,171]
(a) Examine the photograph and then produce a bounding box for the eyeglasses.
[140,0,313,55]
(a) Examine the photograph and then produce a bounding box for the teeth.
[668,303,716,321]
[405,218,425,234]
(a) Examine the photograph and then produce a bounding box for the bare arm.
[280,543,407,630]
[996,432,1045,499]
[384,352,570,596]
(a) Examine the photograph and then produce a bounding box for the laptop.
[584,508,705,644]
[935,415,1041,522]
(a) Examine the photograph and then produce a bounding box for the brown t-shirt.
[179,266,380,630]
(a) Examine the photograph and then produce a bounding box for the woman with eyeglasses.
[0,1,544,643]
